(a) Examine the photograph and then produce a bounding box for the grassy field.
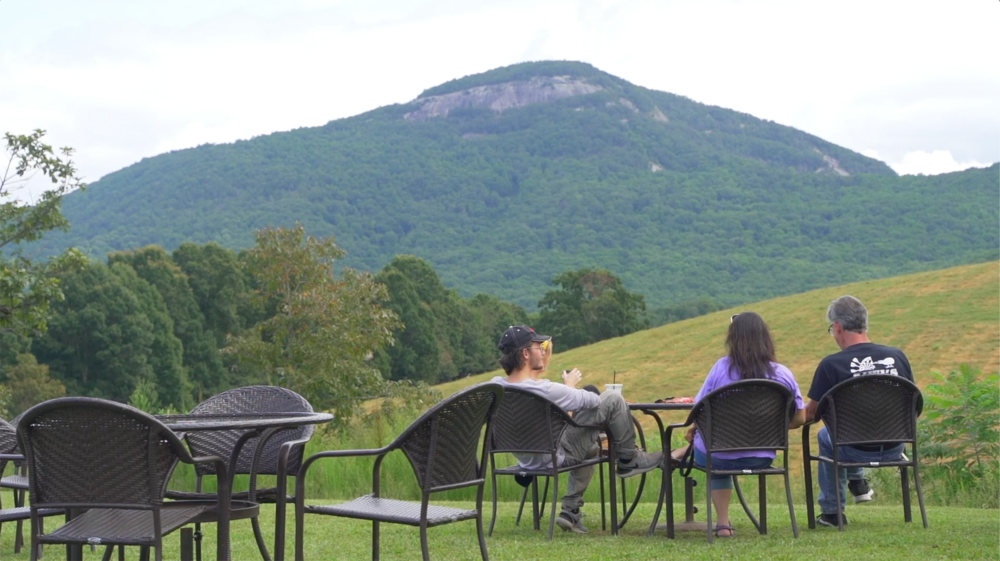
[4,502,994,560]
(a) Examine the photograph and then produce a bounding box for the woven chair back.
[489,387,568,455]
[186,385,314,476]
[396,383,503,493]
[818,374,922,446]
[19,398,181,508]
[693,380,794,453]
[0,418,17,475]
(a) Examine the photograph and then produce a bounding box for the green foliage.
[537,268,648,350]
[3,352,65,416]
[1,129,87,335]
[374,255,530,383]
[128,376,161,414]
[224,224,399,424]
[917,364,999,506]
[32,262,169,404]
[110,246,226,402]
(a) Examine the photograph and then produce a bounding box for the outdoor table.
[157,411,334,561]
[628,402,703,536]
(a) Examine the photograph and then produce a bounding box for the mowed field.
[437,261,998,409]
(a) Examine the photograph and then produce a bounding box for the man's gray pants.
[558,391,637,513]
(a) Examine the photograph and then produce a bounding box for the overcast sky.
[2,0,997,199]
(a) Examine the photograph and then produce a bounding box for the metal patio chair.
[165,385,316,561]
[295,382,503,561]
[18,397,230,561]
[486,386,618,539]
[661,379,799,543]
[803,374,927,531]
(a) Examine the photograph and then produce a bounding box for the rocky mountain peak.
[404,75,603,121]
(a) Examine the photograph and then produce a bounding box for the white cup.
[605,383,623,395]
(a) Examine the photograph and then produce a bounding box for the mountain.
[41,61,999,309]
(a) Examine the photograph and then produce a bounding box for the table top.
[628,401,696,412]
[156,411,334,431]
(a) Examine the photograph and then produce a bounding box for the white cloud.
[888,150,990,177]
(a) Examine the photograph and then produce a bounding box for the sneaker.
[556,510,587,534]
[815,512,848,527]
[616,449,663,478]
[848,478,875,503]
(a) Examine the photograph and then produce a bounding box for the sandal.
[714,524,736,538]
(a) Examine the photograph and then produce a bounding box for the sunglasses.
[730,313,740,323]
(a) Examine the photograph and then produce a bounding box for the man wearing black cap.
[492,325,661,534]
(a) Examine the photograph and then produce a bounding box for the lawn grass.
[3,501,994,560]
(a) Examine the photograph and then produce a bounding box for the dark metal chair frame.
[0,412,30,553]
[802,374,928,531]
[0,417,63,559]
[661,379,799,543]
[17,397,231,561]
[164,385,316,561]
[294,382,504,561]
[486,386,619,539]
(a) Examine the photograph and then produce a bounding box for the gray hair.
[827,295,868,333]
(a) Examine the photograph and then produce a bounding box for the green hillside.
[437,261,1000,403]
[41,61,999,310]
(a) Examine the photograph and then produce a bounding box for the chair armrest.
[0,454,24,462]
[298,447,389,480]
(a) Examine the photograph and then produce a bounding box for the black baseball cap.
[498,325,551,353]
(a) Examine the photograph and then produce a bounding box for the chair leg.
[833,459,845,531]
[372,521,380,561]
[531,478,541,531]
[759,474,768,535]
[803,429,816,530]
[901,466,912,523]
[251,516,272,561]
[784,471,799,538]
[912,460,929,528]
[476,514,490,561]
[599,462,606,531]
[419,522,430,561]
[488,472,500,536]
[656,461,671,538]
[546,475,558,540]
[705,471,714,544]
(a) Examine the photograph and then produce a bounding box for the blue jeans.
[817,426,904,514]
[694,449,773,490]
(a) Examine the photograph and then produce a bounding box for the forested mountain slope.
[43,61,999,309]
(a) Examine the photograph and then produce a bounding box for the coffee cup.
[605,383,623,394]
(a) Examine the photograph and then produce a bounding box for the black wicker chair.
[803,374,927,531]
[294,382,503,561]
[165,385,316,561]
[17,397,231,561]
[0,412,30,553]
[661,380,799,543]
[487,386,617,539]
[0,418,62,559]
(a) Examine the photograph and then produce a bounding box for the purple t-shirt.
[692,356,804,460]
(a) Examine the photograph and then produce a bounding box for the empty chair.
[803,374,927,531]
[294,382,503,561]
[18,397,230,561]
[165,385,316,561]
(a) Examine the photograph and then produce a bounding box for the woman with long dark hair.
[684,312,806,537]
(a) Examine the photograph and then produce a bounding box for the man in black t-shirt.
[805,295,913,527]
